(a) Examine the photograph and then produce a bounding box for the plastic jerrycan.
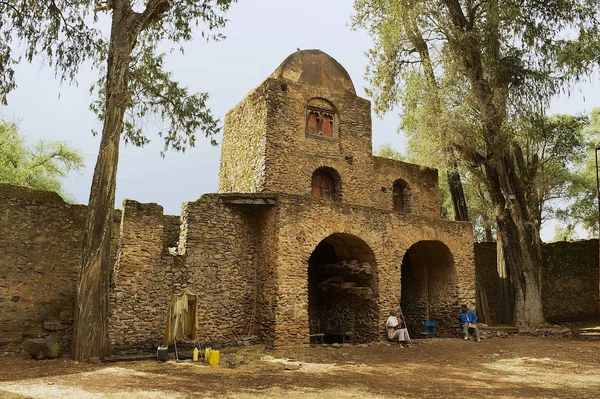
[204,347,211,362]
[208,349,220,366]
[193,347,199,362]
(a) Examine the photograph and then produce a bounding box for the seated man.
[460,304,481,342]
[386,310,410,342]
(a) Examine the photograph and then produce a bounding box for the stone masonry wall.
[473,242,502,324]
[253,205,280,344]
[163,214,181,251]
[217,76,441,218]
[181,194,260,346]
[372,157,440,217]
[0,184,86,345]
[271,193,475,345]
[474,240,600,324]
[218,87,268,194]
[109,200,184,350]
[543,240,599,321]
[260,78,441,218]
[0,184,120,350]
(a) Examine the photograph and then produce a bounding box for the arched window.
[393,179,410,213]
[306,98,336,138]
[311,167,341,201]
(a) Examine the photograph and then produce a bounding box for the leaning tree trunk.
[488,159,545,329]
[447,162,469,222]
[71,8,137,361]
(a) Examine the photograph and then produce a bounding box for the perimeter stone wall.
[474,240,600,324]
[0,184,120,350]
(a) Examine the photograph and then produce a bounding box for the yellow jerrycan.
[208,349,220,366]
[193,347,199,362]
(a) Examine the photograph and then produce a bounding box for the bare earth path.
[1,336,599,398]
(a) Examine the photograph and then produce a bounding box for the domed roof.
[269,50,356,94]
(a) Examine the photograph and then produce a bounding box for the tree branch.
[137,0,170,31]
[443,0,468,29]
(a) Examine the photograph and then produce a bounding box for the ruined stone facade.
[1,50,477,352]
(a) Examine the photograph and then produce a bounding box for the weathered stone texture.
[0,184,86,338]
[474,242,502,323]
[181,194,263,346]
[109,200,184,350]
[542,240,599,321]
[474,240,600,324]
[372,157,440,217]
[218,52,440,218]
[162,214,181,252]
[271,194,475,343]
[0,183,120,349]
[218,88,268,194]
[0,50,480,353]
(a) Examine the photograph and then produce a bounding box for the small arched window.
[311,167,341,201]
[393,179,410,213]
[306,98,336,138]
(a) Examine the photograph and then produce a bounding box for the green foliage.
[515,113,588,225]
[0,1,99,105]
[353,0,600,240]
[555,107,600,238]
[0,122,84,201]
[374,144,405,161]
[1,0,235,152]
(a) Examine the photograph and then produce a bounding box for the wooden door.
[393,183,403,212]
[312,170,335,200]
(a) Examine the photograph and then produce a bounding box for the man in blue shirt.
[460,304,481,342]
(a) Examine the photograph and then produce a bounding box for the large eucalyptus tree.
[353,0,600,328]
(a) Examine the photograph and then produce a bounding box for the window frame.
[305,103,337,139]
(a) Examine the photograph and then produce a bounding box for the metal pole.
[595,144,600,313]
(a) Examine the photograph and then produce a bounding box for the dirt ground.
[0,335,599,399]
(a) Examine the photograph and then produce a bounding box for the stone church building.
[0,50,475,352]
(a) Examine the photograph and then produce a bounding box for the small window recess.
[393,179,410,213]
[306,99,337,139]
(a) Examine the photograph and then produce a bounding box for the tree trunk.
[447,163,469,222]
[71,7,137,361]
[496,234,514,325]
[488,159,545,329]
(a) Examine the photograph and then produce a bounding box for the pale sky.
[2,0,599,241]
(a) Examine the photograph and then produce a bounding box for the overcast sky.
[2,0,599,240]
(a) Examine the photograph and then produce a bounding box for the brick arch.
[306,232,380,343]
[400,240,458,337]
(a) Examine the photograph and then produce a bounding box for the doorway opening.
[400,241,456,337]
[308,233,378,343]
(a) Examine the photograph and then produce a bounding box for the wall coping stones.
[0,183,66,204]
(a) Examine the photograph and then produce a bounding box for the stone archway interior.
[400,241,456,337]
[308,234,378,343]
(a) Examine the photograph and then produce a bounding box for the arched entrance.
[308,233,378,343]
[400,241,457,337]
